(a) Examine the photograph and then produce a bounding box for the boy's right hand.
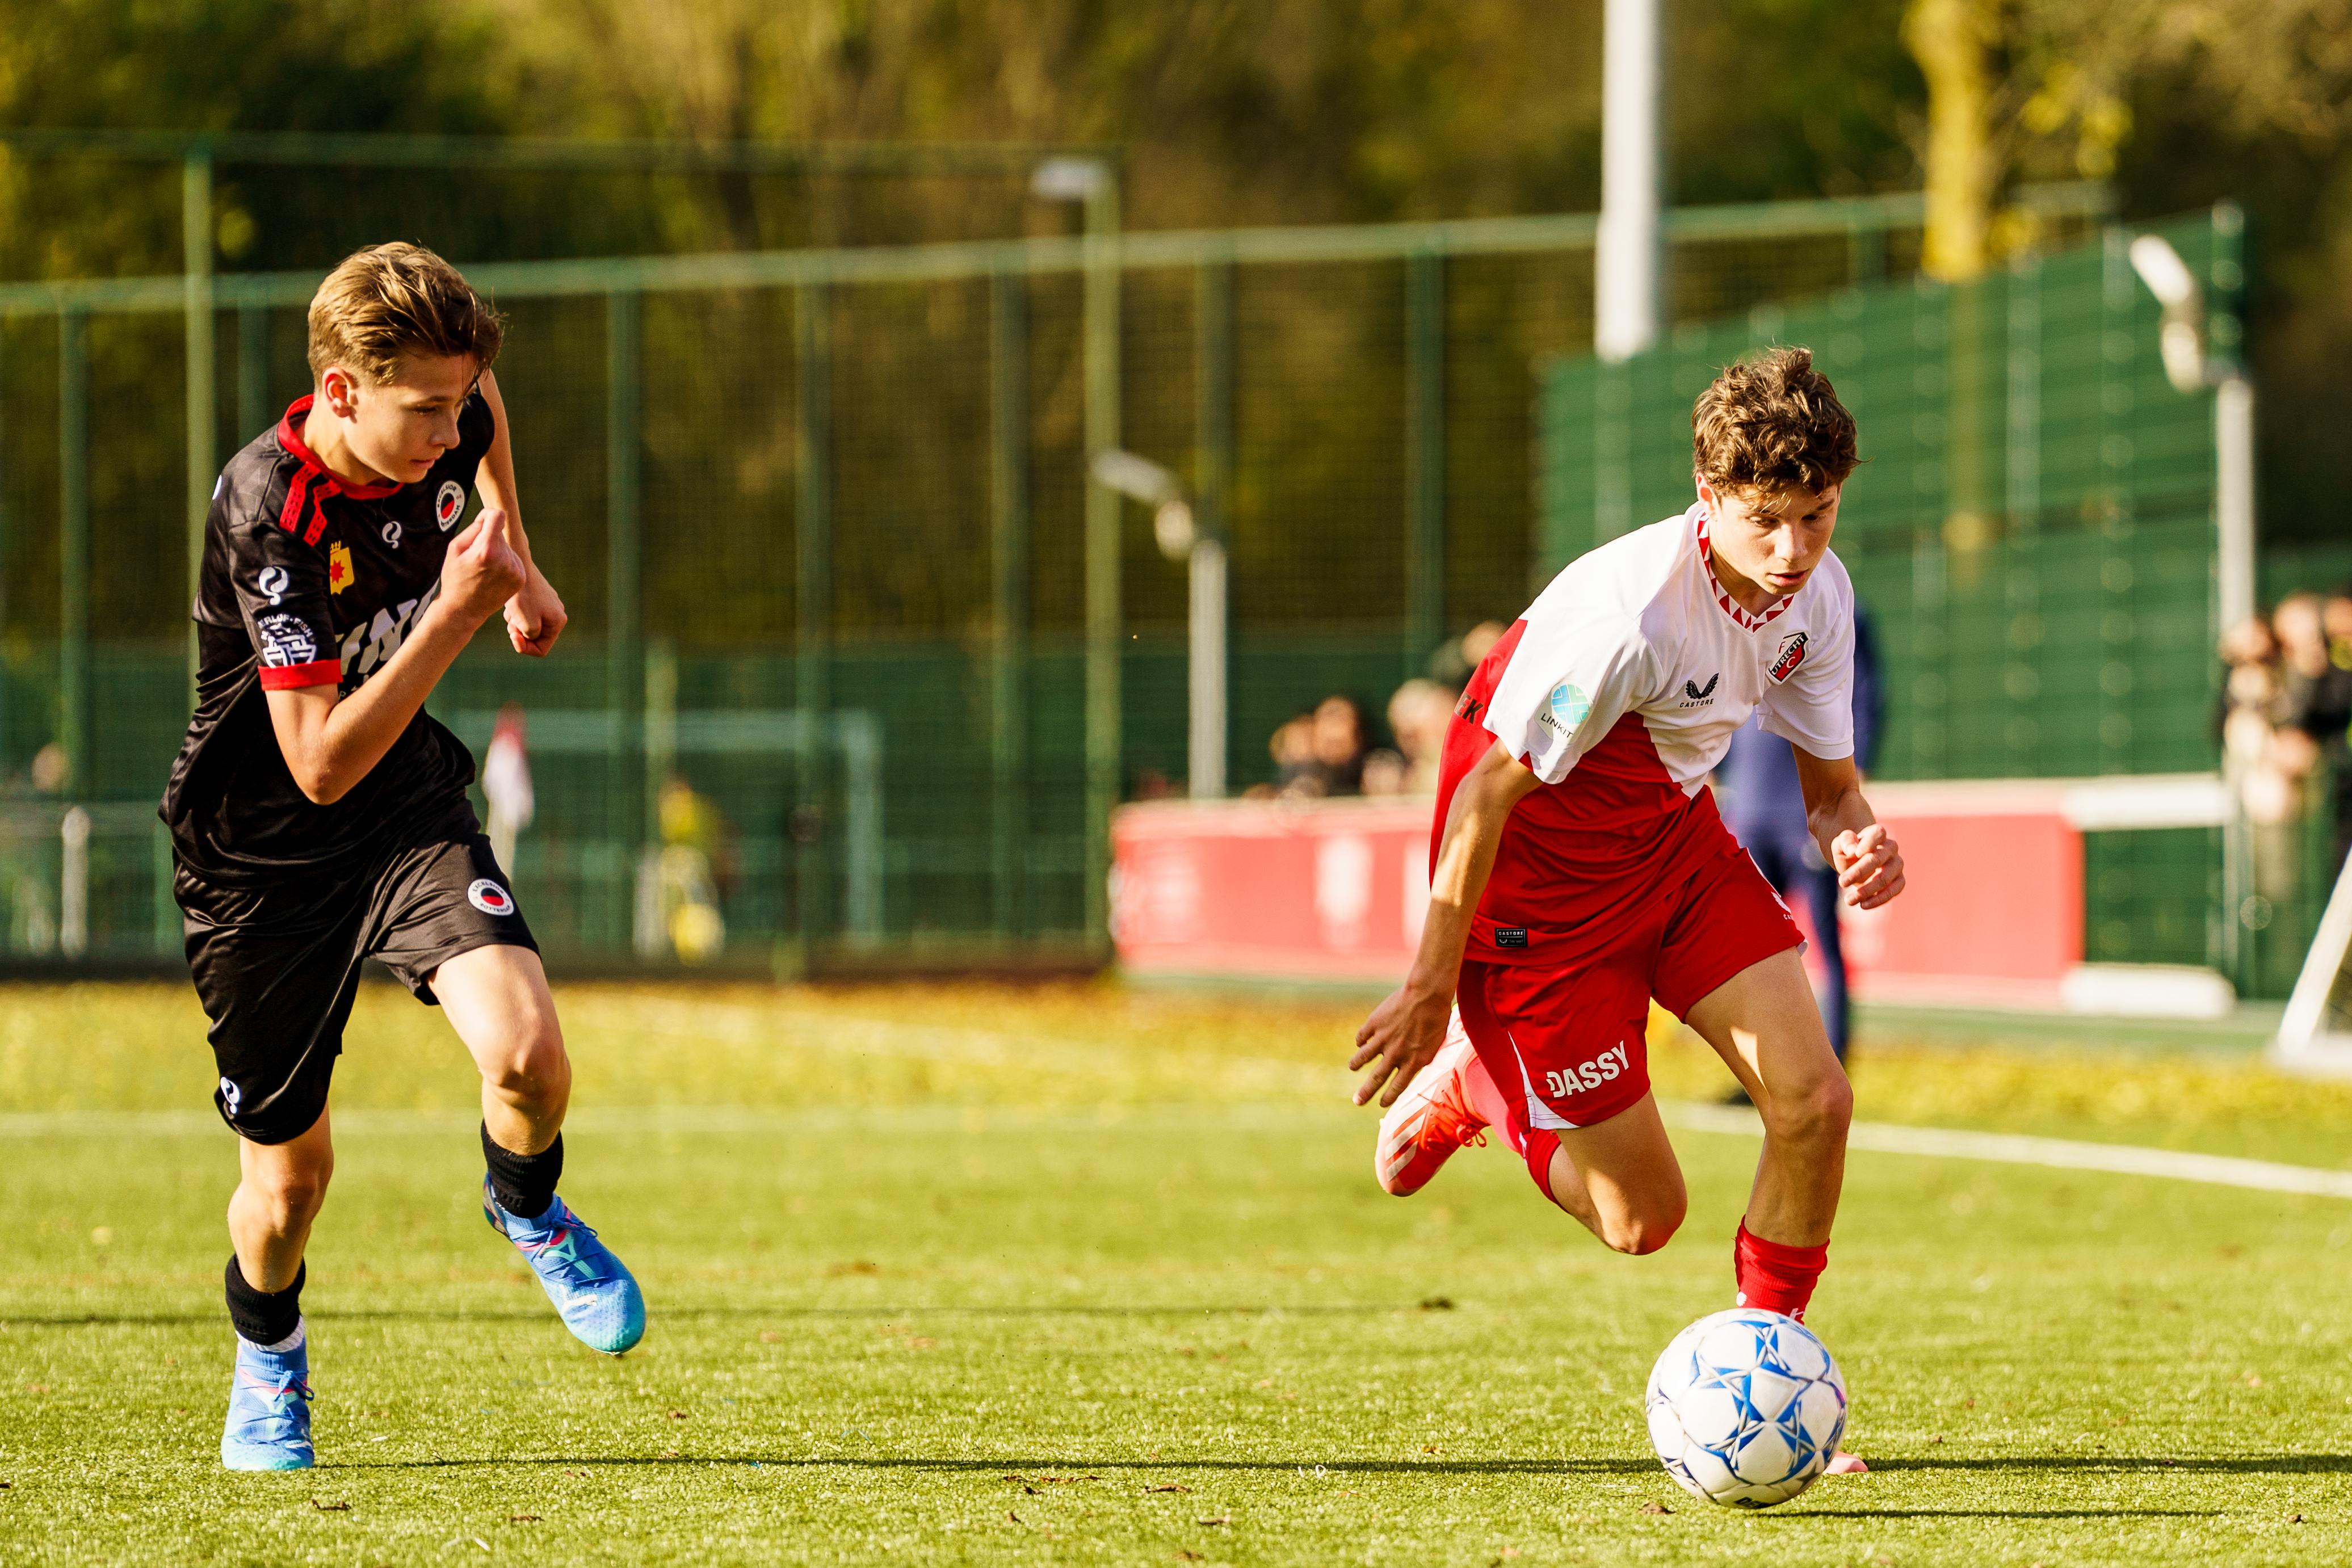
[439,507,527,627]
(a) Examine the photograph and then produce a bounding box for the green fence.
[1539,205,2316,994]
[0,180,2119,974]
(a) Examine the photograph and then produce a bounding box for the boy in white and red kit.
[1350,347,1904,1472]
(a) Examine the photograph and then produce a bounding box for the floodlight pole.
[183,148,215,706]
[1595,0,1663,361]
[1034,158,1124,954]
[1083,174,1122,955]
[1192,254,1235,801]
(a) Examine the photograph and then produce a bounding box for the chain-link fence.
[0,182,2116,974]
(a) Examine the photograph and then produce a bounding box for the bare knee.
[483,1018,570,1105]
[1595,1191,1687,1255]
[245,1158,332,1229]
[1761,1073,1853,1149]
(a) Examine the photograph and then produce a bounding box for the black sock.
[225,1254,305,1346]
[482,1122,564,1220]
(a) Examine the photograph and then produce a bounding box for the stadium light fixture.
[1088,448,1225,801]
[1089,448,1196,561]
[2128,234,2207,396]
[1030,157,1112,203]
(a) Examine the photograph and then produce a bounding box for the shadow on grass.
[341,1455,1660,1476]
[1792,1509,2221,1520]
[333,1453,2352,1483]
[1875,1455,2352,1474]
[1,1302,1410,1329]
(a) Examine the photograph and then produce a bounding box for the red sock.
[1462,1053,1517,1150]
[1523,1129,1562,1204]
[1734,1222,1829,1321]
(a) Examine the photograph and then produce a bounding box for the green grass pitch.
[5,981,2352,1565]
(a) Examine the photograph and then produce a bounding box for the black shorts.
[178,814,538,1144]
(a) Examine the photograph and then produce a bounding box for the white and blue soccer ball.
[1644,1308,1847,1507]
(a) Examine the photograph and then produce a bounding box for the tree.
[1904,0,2352,280]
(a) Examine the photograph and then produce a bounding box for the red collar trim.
[1694,511,1795,632]
[276,396,404,502]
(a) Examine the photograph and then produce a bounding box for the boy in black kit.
[162,243,644,1471]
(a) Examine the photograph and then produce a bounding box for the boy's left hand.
[1830,822,1905,910]
[506,573,568,658]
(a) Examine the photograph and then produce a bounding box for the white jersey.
[1484,502,1855,793]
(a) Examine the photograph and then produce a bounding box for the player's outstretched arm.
[1793,747,1905,910]
[265,508,527,804]
[472,371,568,658]
[1350,739,1542,1107]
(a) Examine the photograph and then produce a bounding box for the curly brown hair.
[306,242,503,386]
[1690,346,1859,496]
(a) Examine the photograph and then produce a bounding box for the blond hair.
[306,242,503,386]
[1690,346,1859,495]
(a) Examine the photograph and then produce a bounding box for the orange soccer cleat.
[1374,1018,1492,1196]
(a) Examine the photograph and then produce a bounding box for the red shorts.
[1456,844,1801,1133]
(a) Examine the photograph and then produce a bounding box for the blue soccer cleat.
[221,1330,315,1470]
[483,1180,646,1354]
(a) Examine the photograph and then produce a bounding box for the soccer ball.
[1644,1308,1847,1507]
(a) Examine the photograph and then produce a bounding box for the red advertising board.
[1111,783,2122,1005]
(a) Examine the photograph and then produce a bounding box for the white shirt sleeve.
[1757,564,1856,761]
[1482,614,1659,785]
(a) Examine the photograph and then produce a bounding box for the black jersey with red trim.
[159,393,495,882]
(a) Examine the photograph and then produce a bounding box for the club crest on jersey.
[327,540,355,595]
[1540,680,1590,737]
[1681,672,1719,705]
[1769,630,1809,683]
[467,878,516,917]
[254,612,317,668]
[436,480,465,531]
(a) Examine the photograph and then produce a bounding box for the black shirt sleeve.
[223,516,342,691]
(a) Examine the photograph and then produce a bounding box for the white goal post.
[2273,846,2352,1074]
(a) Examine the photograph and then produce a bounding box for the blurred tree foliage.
[0,0,2345,537]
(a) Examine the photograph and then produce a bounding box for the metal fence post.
[1909,281,1950,780]
[2004,253,2043,775]
[58,309,90,799]
[0,320,10,779]
[1082,173,1122,953]
[795,281,834,947]
[605,289,643,948]
[1192,254,1235,801]
[1405,249,1446,670]
[989,269,1030,937]
[184,148,215,707]
[2097,228,2137,780]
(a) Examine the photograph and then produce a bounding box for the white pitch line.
[1664,1099,2352,1199]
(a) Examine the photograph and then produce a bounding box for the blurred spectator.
[1257,695,1375,799]
[1359,747,1409,796]
[1715,605,1883,1066]
[1427,620,1509,686]
[2327,591,2352,672]
[2220,610,2306,917]
[1247,712,1317,800]
[2276,592,2352,874]
[636,774,729,964]
[1377,678,1457,796]
[480,704,535,876]
[28,743,67,795]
